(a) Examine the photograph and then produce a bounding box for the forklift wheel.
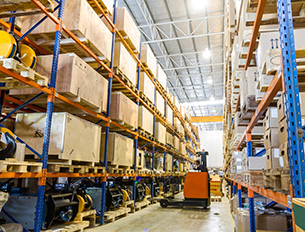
[160,199,169,208]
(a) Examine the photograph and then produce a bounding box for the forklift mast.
[196,151,209,172]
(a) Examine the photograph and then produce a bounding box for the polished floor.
[86,193,234,232]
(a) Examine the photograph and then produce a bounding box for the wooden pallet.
[42,221,89,232]
[132,200,150,211]
[141,63,155,78]
[107,166,124,174]
[86,0,112,15]
[110,68,138,101]
[139,92,156,112]
[47,164,105,174]
[74,210,96,228]
[107,164,134,175]
[138,127,155,142]
[115,32,139,54]
[104,206,131,222]
[211,196,222,202]
[137,169,153,175]
[0,58,49,89]
[0,0,54,18]
[0,158,42,173]
[263,167,290,193]
[242,170,264,187]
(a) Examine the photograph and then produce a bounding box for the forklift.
[159,151,210,208]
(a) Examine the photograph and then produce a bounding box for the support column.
[248,189,256,232]
[238,184,242,208]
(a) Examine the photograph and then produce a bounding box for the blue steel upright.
[277,0,305,197]
[151,85,157,200]
[34,0,65,231]
[238,184,242,208]
[133,40,141,205]
[100,0,117,225]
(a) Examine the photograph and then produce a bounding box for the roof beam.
[155,49,224,59]
[191,116,223,123]
[163,62,224,71]
[169,83,224,89]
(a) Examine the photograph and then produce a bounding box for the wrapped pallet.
[115,7,141,53]
[165,154,173,172]
[138,106,154,135]
[155,122,166,144]
[154,154,163,171]
[15,113,101,165]
[101,132,133,167]
[156,64,167,88]
[141,44,157,77]
[114,42,137,85]
[139,72,155,102]
[156,91,165,116]
[21,0,112,62]
[110,92,138,129]
[9,53,108,113]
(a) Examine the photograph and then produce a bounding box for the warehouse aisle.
[86,193,234,232]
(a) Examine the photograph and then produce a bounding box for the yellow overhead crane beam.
[191,116,223,123]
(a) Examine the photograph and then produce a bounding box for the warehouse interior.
[0,0,302,231]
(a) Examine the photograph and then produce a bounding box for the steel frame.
[0,0,204,229]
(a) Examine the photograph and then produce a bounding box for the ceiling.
[118,0,225,118]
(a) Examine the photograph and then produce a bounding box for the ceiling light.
[193,0,206,8]
[207,76,213,84]
[210,95,215,101]
[212,108,216,113]
[203,47,210,58]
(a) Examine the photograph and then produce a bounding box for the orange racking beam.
[243,0,267,70]
[236,71,282,149]
[5,95,46,113]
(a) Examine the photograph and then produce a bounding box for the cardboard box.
[263,107,278,131]
[156,91,165,116]
[115,7,141,53]
[166,132,173,146]
[21,0,112,62]
[139,72,155,103]
[114,42,137,85]
[180,142,186,155]
[155,122,166,144]
[174,136,179,150]
[279,142,289,168]
[134,149,145,169]
[141,44,157,77]
[266,148,280,170]
[10,53,108,112]
[264,128,280,149]
[138,106,154,135]
[277,94,286,122]
[278,118,288,144]
[166,105,173,125]
[110,92,138,129]
[257,213,288,231]
[15,113,101,164]
[101,132,133,166]
[156,64,167,88]
[247,157,267,170]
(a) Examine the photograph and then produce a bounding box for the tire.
[160,199,169,208]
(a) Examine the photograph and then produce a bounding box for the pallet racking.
[223,0,305,230]
[0,0,200,230]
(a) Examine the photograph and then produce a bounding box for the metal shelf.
[0,0,199,230]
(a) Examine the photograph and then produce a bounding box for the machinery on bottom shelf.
[159,151,210,208]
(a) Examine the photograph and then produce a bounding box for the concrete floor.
[86,193,234,232]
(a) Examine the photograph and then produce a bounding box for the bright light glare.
[203,47,210,58]
[210,95,215,101]
[212,108,216,112]
[207,76,213,84]
[193,0,206,8]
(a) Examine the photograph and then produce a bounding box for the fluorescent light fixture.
[212,107,216,112]
[193,0,207,8]
[207,76,213,84]
[203,47,210,58]
[210,95,215,101]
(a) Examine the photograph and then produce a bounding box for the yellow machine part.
[0,31,17,58]
[145,185,150,195]
[20,44,37,69]
[0,127,15,150]
[122,189,129,202]
[77,194,93,213]
[77,195,85,213]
